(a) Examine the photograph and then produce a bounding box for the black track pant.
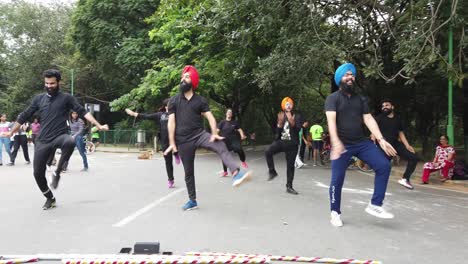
[162,142,174,181]
[11,134,30,163]
[222,138,246,172]
[178,132,240,201]
[391,142,419,180]
[265,140,298,188]
[299,140,306,162]
[33,134,76,198]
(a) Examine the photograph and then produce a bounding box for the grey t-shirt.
[70,118,85,137]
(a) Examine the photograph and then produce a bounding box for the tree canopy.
[0,0,466,156]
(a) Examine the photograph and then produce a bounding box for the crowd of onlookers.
[0,113,101,171]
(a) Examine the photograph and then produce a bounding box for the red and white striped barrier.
[0,252,382,264]
[185,252,382,264]
[0,258,38,264]
[63,256,269,264]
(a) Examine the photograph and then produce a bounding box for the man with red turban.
[165,65,252,211]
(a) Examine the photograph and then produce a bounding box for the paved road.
[1,148,467,263]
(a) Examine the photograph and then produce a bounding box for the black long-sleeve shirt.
[138,112,169,146]
[17,92,88,143]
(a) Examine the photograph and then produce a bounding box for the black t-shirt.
[17,92,87,143]
[324,90,370,145]
[375,113,404,145]
[301,126,309,142]
[139,112,170,145]
[277,112,302,144]
[168,93,210,144]
[218,119,240,139]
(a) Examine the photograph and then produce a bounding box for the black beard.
[382,109,393,116]
[340,82,354,94]
[45,85,60,96]
[179,81,192,93]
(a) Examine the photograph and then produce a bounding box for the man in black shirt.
[126,98,179,188]
[164,66,252,211]
[298,120,310,164]
[325,63,397,227]
[217,108,248,177]
[0,69,108,210]
[374,99,418,190]
[265,97,303,195]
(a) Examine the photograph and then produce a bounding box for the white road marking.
[112,188,185,227]
[315,181,393,196]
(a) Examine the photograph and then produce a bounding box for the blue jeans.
[75,135,88,168]
[0,137,12,163]
[330,140,391,214]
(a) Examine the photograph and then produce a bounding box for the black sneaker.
[26,161,30,165]
[268,170,278,181]
[286,187,299,195]
[42,197,56,210]
[50,172,61,189]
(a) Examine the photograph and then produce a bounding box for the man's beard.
[339,81,354,94]
[382,108,393,116]
[45,85,60,96]
[179,81,192,93]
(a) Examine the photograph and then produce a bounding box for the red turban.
[182,65,200,89]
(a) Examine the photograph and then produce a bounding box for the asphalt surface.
[1,147,467,263]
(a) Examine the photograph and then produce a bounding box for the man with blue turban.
[324,62,397,227]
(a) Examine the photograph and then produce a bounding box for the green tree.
[70,0,160,95]
[0,1,74,117]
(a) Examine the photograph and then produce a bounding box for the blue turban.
[334,63,356,86]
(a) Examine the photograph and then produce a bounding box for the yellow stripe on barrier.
[0,258,38,264]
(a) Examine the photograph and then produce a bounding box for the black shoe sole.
[42,201,56,210]
[286,187,299,194]
[268,172,278,181]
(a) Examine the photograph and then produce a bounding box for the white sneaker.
[365,203,394,219]
[398,178,414,190]
[330,211,343,227]
[294,161,304,169]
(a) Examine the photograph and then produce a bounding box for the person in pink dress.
[31,118,41,145]
[421,135,455,184]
